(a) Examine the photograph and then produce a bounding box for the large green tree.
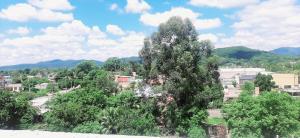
[102,57,125,72]
[139,16,223,134]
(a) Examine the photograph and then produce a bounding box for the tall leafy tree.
[102,57,124,72]
[139,38,153,81]
[139,16,223,134]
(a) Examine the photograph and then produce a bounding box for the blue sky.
[0,0,300,66]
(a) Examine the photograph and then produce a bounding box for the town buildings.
[114,72,138,89]
[271,73,299,89]
[5,83,22,92]
[219,68,268,87]
[0,75,12,88]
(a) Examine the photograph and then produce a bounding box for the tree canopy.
[139,16,223,135]
[223,91,300,138]
[254,73,275,92]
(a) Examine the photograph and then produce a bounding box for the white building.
[6,84,22,92]
[219,68,269,87]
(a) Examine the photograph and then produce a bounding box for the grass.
[206,117,226,126]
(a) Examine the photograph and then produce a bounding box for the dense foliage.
[139,17,223,135]
[215,46,300,73]
[0,90,38,129]
[254,73,275,92]
[223,91,300,138]
[2,16,300,138]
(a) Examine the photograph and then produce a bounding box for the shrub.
[188,126,207,138]
[0,90,38,129]
[72,121,107,134]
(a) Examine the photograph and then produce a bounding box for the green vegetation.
[0,90,38,129]
[187,126,207,138]
[223,92,300,138]
[206,117,226,125]
[215,46,300,73]
[1,16,300,138]
[140,16,223,135]
[254,73,275,92]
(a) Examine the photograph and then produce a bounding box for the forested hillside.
[215,46,300,72]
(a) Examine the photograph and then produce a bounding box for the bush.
[188,126,207,138]
[72,122,107,134]
[45,88,106,131]
[0,90,38,129]
[223,91,300,137]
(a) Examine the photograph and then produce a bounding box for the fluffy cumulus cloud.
[125,0,151,13]
[106,24,126,36]
[140,7,221,30]
[219,0,300,50]
[28,0,74,11]
[189,0,260,8]
[0,20,145,66]
[0,1,73,22]
[7,27,31,36]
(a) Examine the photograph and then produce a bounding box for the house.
[115,72,136,88]
[272,73,299,89]
[0,75,12,88]
[35,83,49,90]
[5,83,22,92]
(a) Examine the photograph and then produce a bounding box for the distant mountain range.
[0,57,141,71]
[0,47,299,71]
[271,47,300,56]
[0,59,103,71]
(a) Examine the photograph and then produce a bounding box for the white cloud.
[110,3,118,11]
[125,0,151,13]
[140,7,221,30]
[219,0,300,50]
[189,0,260,8]
[28,0,74,11]
[0,20,145,66]
[198,33,218,43]
[0,3,73,22]
[106,24,125,36]
[7,27,31,36]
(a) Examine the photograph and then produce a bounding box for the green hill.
[214,46,274,59]
[214,46,299,72]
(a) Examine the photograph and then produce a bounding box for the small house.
[6,83,22,92]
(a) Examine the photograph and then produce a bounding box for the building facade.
[219,68,267,87]
[272,73,299,89]
[5,83,22,92]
